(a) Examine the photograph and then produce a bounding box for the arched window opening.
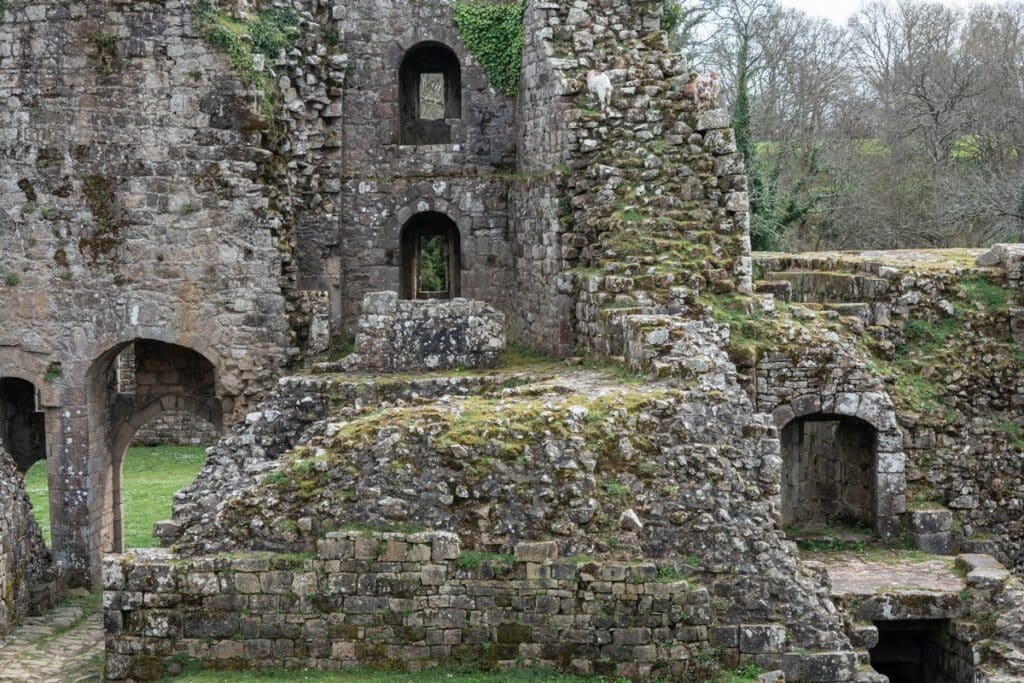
[399,43,462,145]
[781,414,876,531]
[400,212,462,300]
[0,377,46,472]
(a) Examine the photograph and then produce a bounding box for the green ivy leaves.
[192,3,301,122]
[452,1,525,98]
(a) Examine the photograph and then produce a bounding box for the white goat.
[587,70,614,113]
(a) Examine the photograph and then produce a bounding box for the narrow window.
[400,212,461,300]
[399,43,462,145]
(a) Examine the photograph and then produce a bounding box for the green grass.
[168,668,616,682]
[959,276,1014,314]
[24,445,207,548]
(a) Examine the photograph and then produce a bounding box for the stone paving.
[0,603,103,683]
[828,554,965,596]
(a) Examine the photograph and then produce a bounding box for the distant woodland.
[666,0,1024,251]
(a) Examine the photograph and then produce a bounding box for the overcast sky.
[777,0,1000,23]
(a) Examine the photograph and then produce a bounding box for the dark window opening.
[400,43,462,145]
[400,212,461,300]
[870,620,961,683]
[0,377,46,472]
[781,414,876,530]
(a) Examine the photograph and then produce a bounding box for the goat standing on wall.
[587,70,613,113]
[685,72,721,111]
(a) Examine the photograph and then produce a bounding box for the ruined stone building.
[2,0,1024,681]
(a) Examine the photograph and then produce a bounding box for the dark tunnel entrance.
[869,619,970,683]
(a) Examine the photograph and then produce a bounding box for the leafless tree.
[679,0,1024,251]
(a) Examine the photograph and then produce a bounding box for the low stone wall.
[342,292,506,372]
[132,410,221,448]
[0,448,57,637]
[105,533,723,681]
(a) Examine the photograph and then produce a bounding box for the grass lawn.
[166,668,760,682]
[167,669,611,682]
[23,445,207,548]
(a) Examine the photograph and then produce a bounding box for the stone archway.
[772,391,905,538]
[87,340,222,556]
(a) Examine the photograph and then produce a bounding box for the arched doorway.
[87,339,222,554]
[781,413,876,530]
[400,212,462,300]
[399,42,462,144]
[0,377,46,472]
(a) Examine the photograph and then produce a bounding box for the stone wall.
[341,292,506,373]
[750,249,1024,570]
[132,410,220,448]
[336,177,515,324]
[505,1,577,355]
[0,448,57,638]
[104,534,723,682]
[329,0,518,332]
[750,345,906,538]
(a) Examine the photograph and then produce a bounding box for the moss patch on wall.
[452,1,525,97]
[192,3,302,122]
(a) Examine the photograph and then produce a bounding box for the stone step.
[956,553,1011,591]
[763,270,891,304]
[754,279,792,301]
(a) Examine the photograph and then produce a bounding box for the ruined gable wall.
[0,0,293,419]
[333,0,517,332]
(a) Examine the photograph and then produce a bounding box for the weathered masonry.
[2,0,1024,681]
[0,0,751,587]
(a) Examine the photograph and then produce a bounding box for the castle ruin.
[1,0,1024,681]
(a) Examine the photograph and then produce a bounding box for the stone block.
[695,108,730,131]
[907,509,953,534]
[515,541,559,563]
[432,533,461,561]
[799,652,858,682]
[739,625,787,653]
